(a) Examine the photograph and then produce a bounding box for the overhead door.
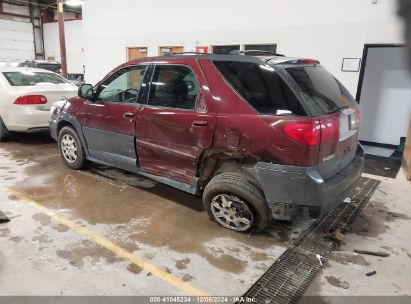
[0,18,34,61]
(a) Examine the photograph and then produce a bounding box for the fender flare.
[56,113,90,157]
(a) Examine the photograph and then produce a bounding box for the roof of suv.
[129,53,318,66]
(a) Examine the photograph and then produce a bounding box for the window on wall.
[244,44,277,53]
[148,65,199,110]
[212,45,240,55]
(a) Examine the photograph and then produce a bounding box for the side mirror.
[78,84,94,100]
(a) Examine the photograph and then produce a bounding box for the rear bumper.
[246,145,364,219]
[4,106,51,132]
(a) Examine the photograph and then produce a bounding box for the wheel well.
[197,151,259,191]
[57,121,73,136]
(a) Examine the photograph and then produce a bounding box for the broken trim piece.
[0,210,10,224]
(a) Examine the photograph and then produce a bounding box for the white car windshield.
[2,71,69,86]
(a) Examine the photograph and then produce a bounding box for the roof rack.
[229,50,286,57]
[164,51,213,56]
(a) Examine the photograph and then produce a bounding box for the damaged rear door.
[136,60,216,185]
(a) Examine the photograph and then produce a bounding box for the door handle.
[123,112,135,118]
[192,120,208,127]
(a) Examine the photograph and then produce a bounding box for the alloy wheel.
[211,194,254,231]
[61,134,78,163]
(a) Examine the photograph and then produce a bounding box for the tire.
[202,172,270,232]
[58,126,86,170]
[0,116,9,142]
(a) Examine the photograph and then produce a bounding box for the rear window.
[213,61,306,116]
[286,66,357,116]
[36,64,61,73]
[2,71,68,86]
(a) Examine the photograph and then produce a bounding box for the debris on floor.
[0,210,10,224]
[354,249,390,257]
[324,228,345,244]
[366,271,377,277]
[241,178,380,304]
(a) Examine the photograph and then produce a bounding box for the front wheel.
[202,172,270,232]
[58,126,86,170]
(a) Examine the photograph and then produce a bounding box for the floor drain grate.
[240,177,380,304]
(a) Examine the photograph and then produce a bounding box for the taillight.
[14,95,48,105]
[320,118,339,144]
[301,58,320,64]
[284,122,321,146]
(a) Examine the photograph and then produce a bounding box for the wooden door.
[159,46,184,56]
[127,47,148,60]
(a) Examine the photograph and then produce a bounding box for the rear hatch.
[283,64,360,179]
[15,84,78,110]
[3,70,77,109]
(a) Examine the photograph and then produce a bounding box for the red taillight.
[320,118,339,144]
[301,58,320,64]
[14,95,48,105]
[284,122,321,146]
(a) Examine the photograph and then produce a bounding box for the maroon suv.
[50,52,363,232]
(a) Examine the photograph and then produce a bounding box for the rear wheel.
[202,172,270,232]
[58,126,86,170]
[0,117,9,142]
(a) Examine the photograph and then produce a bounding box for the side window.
[97,65,146,103]
[148,65,199,110]
[213,61,307,116]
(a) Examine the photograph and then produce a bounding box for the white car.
[0,67,78,141]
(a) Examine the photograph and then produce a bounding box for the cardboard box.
[403,114,411,180]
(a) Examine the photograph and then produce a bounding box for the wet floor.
[0,133,294,296]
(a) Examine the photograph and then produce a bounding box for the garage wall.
[81,0,405,91]
[43,20,84,74]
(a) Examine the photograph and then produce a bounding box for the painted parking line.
[3,186,208,297]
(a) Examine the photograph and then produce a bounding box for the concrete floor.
[0,134,410,300]
[0,134,292,296]
[304,173,411,301]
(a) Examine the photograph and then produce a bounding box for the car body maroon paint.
[50,53,364,232]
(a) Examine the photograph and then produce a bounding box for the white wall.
[43,20,84,74]
[82,0,405,92]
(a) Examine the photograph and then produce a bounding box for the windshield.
[2,71,69,86]
[285,65,357,116]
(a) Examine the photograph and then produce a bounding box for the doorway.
[357,44,411,146]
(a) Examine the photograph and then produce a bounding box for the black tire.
[0,116,9,142]
[202,172,270,232]
[58,126,86,170]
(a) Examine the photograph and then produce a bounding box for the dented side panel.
[136,58,217,185]
[198,59,320,167]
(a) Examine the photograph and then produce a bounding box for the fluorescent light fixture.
[65,0,84,7]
